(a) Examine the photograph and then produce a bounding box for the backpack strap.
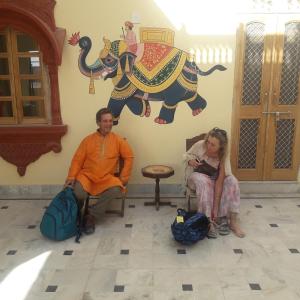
[75,195,90,243]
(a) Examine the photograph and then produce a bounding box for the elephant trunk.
[77,36,106,78]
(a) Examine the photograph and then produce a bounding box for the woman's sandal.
[218,221,230,235]
[207,222,218,239]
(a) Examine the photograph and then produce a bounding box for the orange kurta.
[67,131,134,196]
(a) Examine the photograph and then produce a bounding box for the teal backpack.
[40,188,82,242]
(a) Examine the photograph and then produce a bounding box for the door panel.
[231,15,300,180]
[264,17,300,180]
[231,17,273,180]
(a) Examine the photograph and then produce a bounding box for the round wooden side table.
[141,165,175,211]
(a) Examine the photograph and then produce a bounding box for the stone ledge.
[1,183,300,200]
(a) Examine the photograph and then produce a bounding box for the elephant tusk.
[101,71,108,77]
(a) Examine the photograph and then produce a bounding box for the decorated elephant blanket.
[129,43,187,93]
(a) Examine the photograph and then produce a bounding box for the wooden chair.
[84,157,126,217]
[185,133,206,211]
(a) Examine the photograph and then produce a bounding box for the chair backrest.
[115,137,126,177]
[116,157,124,177]
[185,133,207,207]
[186,133,206,151]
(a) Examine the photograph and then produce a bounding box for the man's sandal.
[82,214,95,235]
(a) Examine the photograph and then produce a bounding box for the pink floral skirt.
[187,173,240,218]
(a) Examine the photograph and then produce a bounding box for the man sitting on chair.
[65,108,134,232]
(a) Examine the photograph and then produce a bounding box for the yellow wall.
[0,0,236,185]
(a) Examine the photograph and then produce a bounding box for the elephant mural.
[69,30,226,124]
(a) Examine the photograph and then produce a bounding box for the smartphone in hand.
[196,158,204,164]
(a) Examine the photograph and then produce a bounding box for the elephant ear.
[99,37,111,59]
[119,52,136,74]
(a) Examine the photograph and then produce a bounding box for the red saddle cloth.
[128,43,187,93]
[140,43,173,71]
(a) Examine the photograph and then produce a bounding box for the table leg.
[155,177,160,210]
[144,177,171,210]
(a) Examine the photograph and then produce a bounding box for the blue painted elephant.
[69,32,226,124]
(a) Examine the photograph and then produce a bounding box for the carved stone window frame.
[0,0,67,176]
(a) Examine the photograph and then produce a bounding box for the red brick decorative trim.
[0,1,65,65]
[0,0,67,176]
[0,0,56,30]
[0,125,67,176]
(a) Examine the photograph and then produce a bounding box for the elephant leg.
[107,98,126,125]
[154,82,187,124]
[141,93,151,117]
[144,100,151,117]
[126,97,143,116]
[184,92,207,116]
[126,96,151,117]
[155,101,178,124]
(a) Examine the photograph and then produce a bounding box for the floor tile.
[45,285,58,292]
[0,197,300,299]
[249,283,261,290]
[113,285,125,292]
[288,248,299,254]
[233,248,243,254]
[177,249,186,254]
[182,284,193,291]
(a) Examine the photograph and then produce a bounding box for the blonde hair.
[205,127,228,161]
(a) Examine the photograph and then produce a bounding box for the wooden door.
[231,15,300,180]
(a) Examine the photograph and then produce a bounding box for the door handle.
[262,111,291,121]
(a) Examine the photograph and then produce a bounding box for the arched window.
[0,0,67,176]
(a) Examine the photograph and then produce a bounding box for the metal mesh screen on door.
[274,119,295,168]
[279,22,300,105]
[242,22,265,106]
[238,119,259,168]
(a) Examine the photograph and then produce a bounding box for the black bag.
[194,160,219,179]
[171,209,209,245]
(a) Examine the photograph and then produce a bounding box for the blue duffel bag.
[40,188,81,241]
[171,208,209,245]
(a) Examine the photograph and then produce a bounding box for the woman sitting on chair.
[184,127,245,238]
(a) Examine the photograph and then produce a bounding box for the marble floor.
[0,196,300,300]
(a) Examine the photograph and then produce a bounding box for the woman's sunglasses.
[212,127,227,137]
